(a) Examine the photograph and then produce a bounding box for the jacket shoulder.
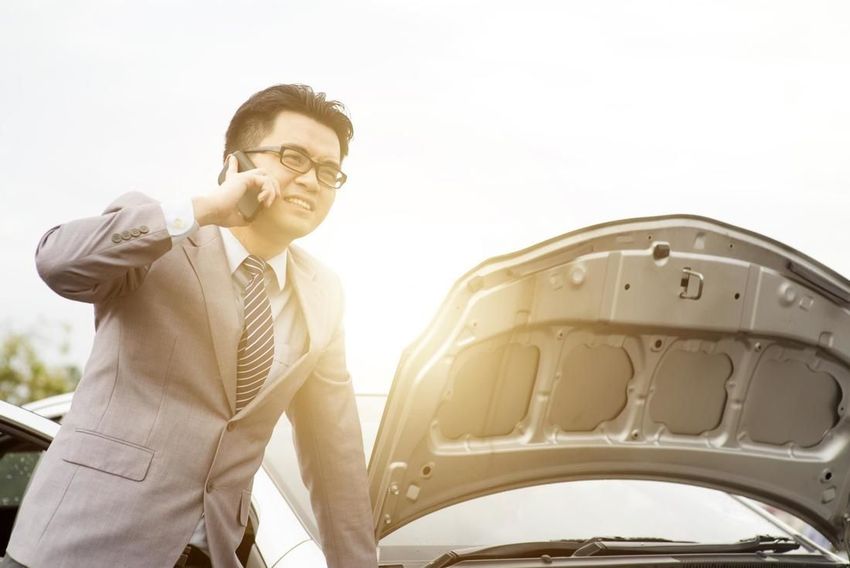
[102,191,159,213]
[288,244,343,291]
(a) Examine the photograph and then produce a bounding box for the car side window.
[0,448,41,507]
[0,429,45,556]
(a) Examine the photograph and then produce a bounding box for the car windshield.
[379,479,794,548]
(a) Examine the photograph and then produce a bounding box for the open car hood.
[369,215,850,551]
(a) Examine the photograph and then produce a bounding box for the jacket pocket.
[239,489,251,526]
[62,428,155,481]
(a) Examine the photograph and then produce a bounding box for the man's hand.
[192,154,281,227]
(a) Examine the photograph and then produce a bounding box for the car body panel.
[273,539,326,568]
[368,215,850,550]
[21,392,74,422]
[0,401,59,444]
[250,467,316,568]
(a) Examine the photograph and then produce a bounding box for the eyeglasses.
[243,145,347,189]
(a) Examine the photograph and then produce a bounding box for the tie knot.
[241,255,267,278]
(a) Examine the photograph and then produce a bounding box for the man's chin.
[263,219,316,242]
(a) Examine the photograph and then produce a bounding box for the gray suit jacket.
[7,192,377,567]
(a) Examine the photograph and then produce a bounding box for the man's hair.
[224,84,353,161]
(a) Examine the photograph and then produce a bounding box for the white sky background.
[1,1,848,394]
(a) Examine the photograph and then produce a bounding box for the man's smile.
[282,195,314,211]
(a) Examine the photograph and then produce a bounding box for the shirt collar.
[217,226,287,292]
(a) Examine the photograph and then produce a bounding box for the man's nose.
[295,166,321,191]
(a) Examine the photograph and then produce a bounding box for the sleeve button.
[130,228,141,237]
[121,231,131,240]
[111,233,122,243]
[139,225,150,234]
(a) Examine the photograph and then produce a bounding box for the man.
[4,84,377,568]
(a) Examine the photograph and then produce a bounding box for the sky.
[1,0,848,394]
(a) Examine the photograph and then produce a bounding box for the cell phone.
[217,151,261,222]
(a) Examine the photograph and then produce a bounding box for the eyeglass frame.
[242,145,348,189]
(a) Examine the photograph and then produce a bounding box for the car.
[0,395,841,567]
[6,391,841,566]
[3,214,849,567]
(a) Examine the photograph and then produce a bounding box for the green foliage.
[0,330,80,405]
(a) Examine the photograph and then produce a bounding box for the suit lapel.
[285,246,323,355]
[183,226,241,415]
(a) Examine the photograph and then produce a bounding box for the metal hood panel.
[369,215,850,549]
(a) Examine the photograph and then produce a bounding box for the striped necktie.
[235,255,274,412]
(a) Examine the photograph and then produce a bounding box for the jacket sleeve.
[286,283,378,568]
[34,191,174,304]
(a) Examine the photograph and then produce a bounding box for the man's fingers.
[245,174,277,207]
[247,173,269,188]
[262,179,277,207]
[266,178,279,206]
[259,176,281,206]
[225,169,279,210]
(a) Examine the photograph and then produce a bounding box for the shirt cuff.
[160,199,199,244]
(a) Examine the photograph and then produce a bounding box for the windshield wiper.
[424,535,801,568]
[424,538,675,568]
[572,534,801,556]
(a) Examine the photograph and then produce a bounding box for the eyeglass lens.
[280,148,344,188]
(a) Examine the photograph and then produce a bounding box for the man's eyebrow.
[285,143,340,167]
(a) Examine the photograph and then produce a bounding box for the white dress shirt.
[161,199,307,556]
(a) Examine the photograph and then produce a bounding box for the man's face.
[241,110,342,243]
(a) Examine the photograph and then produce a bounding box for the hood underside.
[369,215,850,549]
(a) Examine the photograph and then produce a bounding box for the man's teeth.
[285,197,312,211]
